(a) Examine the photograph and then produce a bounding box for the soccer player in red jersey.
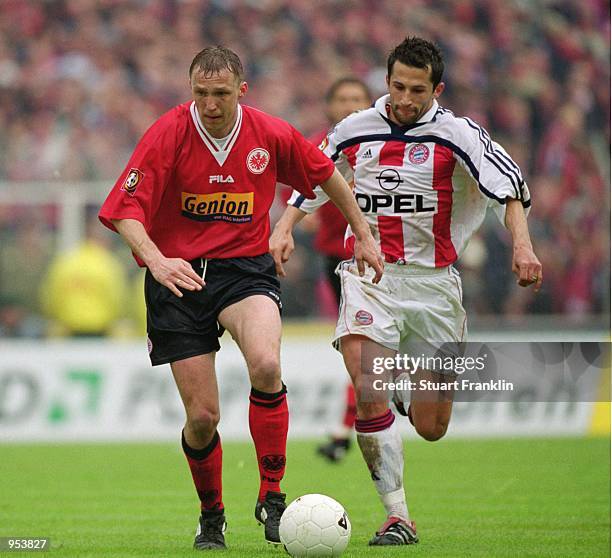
[310,78,373,463]
[271,37,542,547]
[99,46,383,551]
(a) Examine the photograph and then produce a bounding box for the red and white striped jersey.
[289,95,531,267]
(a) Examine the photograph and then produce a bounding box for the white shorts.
[333,260,467,353]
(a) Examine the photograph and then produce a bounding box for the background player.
[270,36,542,547]
[309,78,373,463]
[99,46,383,551]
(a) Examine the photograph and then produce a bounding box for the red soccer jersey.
[99,102,334,264]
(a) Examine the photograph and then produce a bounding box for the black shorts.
[145,253,281,366]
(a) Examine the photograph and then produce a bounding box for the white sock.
[382,488,408,520]
[356,417,409,520]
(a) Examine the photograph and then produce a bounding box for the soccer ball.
[279,494,351,557]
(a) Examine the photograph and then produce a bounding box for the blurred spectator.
[39,215,128,336]
[0,0,608,327]
[309,77,372,318]
[278,232,320,318]
[0,217,51,337]
[278,77,372,318]
[0,295,45,337]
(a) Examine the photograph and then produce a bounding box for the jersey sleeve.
[287,121,352,214]
[276,126,335,200]
[98,111,179,233]
[452,117,530,224]
[326,119,355,184]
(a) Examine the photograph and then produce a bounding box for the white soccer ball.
[279,494,351,557]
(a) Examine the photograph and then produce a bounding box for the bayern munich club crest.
[246,148,270,174]
[355,310,373,325]
[408,143,430,165]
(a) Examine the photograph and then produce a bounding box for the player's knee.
[249,356,281,390]
[415,421,448,442]
[188,408,220,439]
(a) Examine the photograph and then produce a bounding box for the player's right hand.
[353,234,384,284]
[148,257,205,298]
[269,227,295,277]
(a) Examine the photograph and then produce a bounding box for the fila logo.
[209,175,234,183]
[361,148,373,159]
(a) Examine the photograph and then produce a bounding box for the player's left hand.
[512,245,543,292]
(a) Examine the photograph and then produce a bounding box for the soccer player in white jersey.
[270,36,542,546]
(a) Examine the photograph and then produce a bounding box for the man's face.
[190,68,247,138]
[386,61,444,126]
[327,83,371,125]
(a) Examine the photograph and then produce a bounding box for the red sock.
[182,430,224,512]
[342,384,357,429]
[249,384,288,501]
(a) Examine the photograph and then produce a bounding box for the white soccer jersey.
[289,95,530,267]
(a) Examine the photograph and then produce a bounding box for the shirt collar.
[190,102,243,166]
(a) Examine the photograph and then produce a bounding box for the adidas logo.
[361,148,372,159]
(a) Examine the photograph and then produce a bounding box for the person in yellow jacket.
[40,218,128,337]
[131,268,147,337]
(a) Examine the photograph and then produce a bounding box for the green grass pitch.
[1,437,609,557]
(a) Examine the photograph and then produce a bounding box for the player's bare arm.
[504,199,543,292]
[321,169,383,282]
[111,218,205,297]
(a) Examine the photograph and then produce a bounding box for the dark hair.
[189,46,244,81]
[325,77,372,103]
[387,36,444,87]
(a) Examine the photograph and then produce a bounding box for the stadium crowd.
[0,0,609,336]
